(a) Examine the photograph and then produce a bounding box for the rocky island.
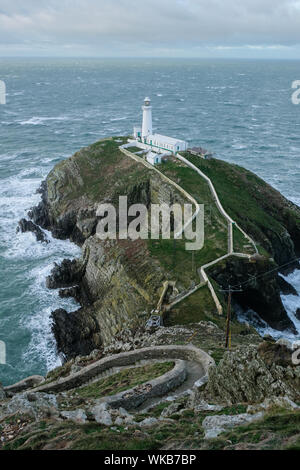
[1,136,300,451]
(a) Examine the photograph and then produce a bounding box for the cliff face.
[35,138,196,358]
[29,137,300,360]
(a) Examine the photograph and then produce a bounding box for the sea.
[0,58,299,386]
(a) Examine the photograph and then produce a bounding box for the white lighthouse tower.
[142,97,153,140]
[131,97,188,165]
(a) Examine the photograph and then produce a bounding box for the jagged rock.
[60,409,87,424]
[247,396,299,414]
[17,218,49,244]
[59,286,81,303]
[258,341,295,366]
[0,392,58,421]
[295,309,300,321]
[202,412,264,439]
[91,403,113,426]
[118,407,132,418]
[161,402,182,418]
[124,415,136,425]
[28,183,51,230]
[204,344,300,405]
[194,401,224,412]
[51,308,102,361]
[114,416,124,426]
[46,259,83,289]
[278,276,299,296]
[186,390,224,411]
[139,417,158,427]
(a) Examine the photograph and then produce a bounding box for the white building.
[133,97,188,164]
[146,151,162,165]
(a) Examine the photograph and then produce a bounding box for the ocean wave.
[110,117,128,122]
[18,116,71,126]
[232,143,247,150]
[237,271,300,341]
[22,246,80,371]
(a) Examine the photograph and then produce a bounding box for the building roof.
[147,151,157,158]
[149,133,187,145]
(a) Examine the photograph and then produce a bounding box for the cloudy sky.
[0,0,300,58]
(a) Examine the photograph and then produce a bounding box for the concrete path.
[139,359,205,411]
[119,146,259,316]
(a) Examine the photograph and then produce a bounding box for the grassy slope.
[3,406,299,451]
[47,137,151,214]
[182,153,300,257]
[73,362,174,399]
[45,138,299,327]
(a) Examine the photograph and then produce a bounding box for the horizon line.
[0,56,300,61]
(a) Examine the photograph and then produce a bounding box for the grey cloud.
[0,0,300,56]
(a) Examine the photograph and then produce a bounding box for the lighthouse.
[142,97,153,140]
[131,97,188,165]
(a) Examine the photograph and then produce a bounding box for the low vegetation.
[73,362,174,399]
[3,406,299,451]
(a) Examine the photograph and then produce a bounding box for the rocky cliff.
[27,137,300,360]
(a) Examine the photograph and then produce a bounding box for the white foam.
[22,258,80,372]
[232,143,247,150]
[18,116,71,126]
[110,117,127,122]
[0,164,81,374]
[237,271,300,341]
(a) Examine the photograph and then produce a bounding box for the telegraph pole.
[220,285,243,349]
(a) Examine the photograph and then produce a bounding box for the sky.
[0,0,300,58]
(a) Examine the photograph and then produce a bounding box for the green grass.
[44,139,300,334]
[164,285,218,326]
[180,154,300,258]
[203,410,300,450]
[74,362,174,399]
[47,137,151,213]
[3,405,299,451]
[126,146,144,153]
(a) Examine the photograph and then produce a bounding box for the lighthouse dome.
[144,97,151,106]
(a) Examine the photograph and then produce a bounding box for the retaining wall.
[33,345,214,394]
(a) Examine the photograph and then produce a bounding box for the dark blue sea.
[0,58,299,386]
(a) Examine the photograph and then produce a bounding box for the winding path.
[28,345,214,410]
[120,146,258,316]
